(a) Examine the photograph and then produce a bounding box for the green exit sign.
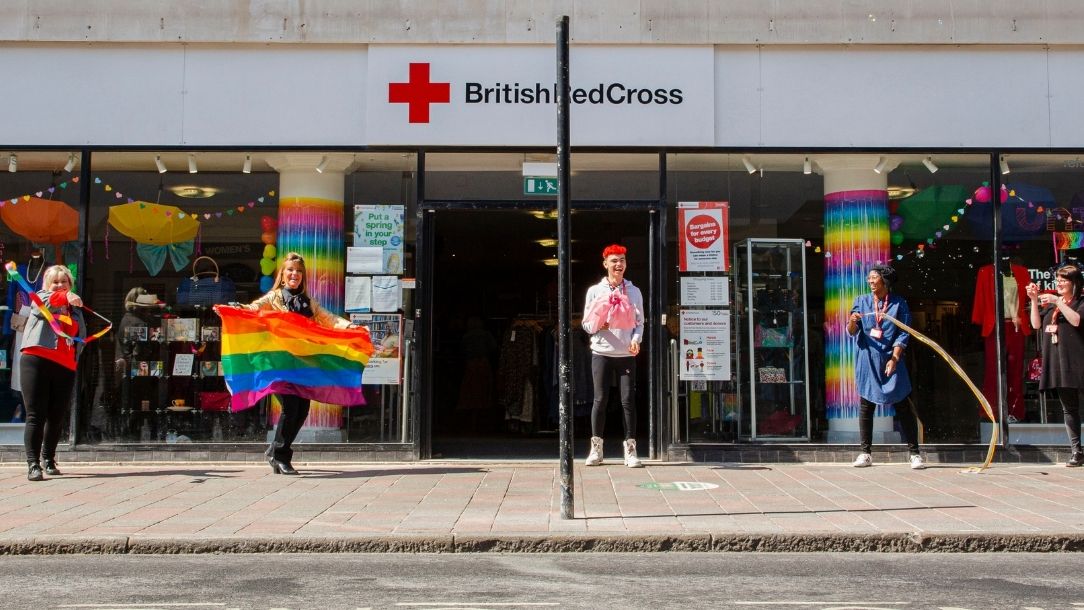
[524,176,558,195]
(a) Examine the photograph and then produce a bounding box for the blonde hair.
[273,252,307,294]
[42,265,74,288]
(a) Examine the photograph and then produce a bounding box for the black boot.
[27,461,43,482]
[1067,451,1084,468]
[43,459,62,476]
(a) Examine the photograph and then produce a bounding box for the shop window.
[0,151,82,446]
[668,153,997,446]
[73,152,414,446]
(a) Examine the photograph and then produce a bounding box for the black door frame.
[413,155,667,460]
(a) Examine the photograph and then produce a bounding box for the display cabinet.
[118,305,233,442]
[733,238,811,440]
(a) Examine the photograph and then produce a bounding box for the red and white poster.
[678,201,729,272]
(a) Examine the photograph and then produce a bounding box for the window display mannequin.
[971,256,1032,422]
[8,247,47,393]
[115,288,165,373]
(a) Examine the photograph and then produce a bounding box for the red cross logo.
[388,63,450,124]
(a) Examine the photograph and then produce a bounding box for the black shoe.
[268,458,298,475]
[43,460,61,476]
[1067,452,1084,468]
[27,462,43,482]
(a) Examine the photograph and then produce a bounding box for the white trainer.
[852,453,873,468]
[623,439,644,468]
[585,436,604,466]
[909,454,927,470]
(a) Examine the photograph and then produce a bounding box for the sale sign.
[678,201,729,272]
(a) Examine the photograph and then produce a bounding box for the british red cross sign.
[388,63,450,124]
[366,46,714,146]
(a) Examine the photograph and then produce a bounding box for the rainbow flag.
[1054,231,1084,251]
[215,306,373,411]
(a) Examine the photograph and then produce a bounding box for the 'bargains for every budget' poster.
[678,201,729,272]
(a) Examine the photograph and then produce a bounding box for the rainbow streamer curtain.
[216,306,373,411]
[824,190,890,422]
[277,197,345,314]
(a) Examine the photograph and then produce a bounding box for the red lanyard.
[1050,298,1073,327]
[873,293,890,327]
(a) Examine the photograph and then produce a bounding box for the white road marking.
[396,605,559,607]
[59,605,227,608]
[734,604,908,607]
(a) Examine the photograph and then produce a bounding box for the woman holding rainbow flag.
[20,265,86,481]
[238,252,358,476]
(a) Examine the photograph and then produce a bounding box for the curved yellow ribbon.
[879,312,998,472]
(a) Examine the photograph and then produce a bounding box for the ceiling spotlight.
[7,154,16,173]
[155,155,167,174]
[187,154,198,174]
[741,156,756,174]
[315,155,329,174]
[922,156,939,174]
[803,157,812,175]
[242,154,252,174]
[873,156,888,174]
[999,155,1011,175]
[63,153,77,173]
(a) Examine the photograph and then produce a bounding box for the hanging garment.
[496,320,538,420]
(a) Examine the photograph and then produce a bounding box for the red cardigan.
[971,264,1033,338]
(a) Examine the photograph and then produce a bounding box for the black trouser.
[858,397,920,455]
[590,354,636,440]
[20,354,76,464]
[267,394,309,463]
[1056,389,1084,453]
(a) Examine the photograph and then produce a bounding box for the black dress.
[1038,297,1084,392]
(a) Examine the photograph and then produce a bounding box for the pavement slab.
[4,461,1084,553]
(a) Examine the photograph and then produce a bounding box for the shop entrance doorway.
[428,207,651,459]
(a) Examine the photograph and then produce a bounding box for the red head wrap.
[601,244,627,259]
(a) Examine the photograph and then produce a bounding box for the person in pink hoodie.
[580,244,645,468]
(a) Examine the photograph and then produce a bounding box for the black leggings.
[267,394,310,463]
[590,354,636,440]
[21,354,76,463]
[858,397,920,455]
[1056,389,1084,453]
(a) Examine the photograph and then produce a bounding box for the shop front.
[1,41,1083,462]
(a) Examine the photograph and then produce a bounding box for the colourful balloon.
[888,200,900,214]
[259,275,274,292]
[259,257,277,276]
[262,244,277,259]
[974,186,992,203]
[260,215,277,232]
[261,231,275,245]
[889,215,904,232]
[890,231,903,246]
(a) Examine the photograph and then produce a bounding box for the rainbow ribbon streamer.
[876,311,998,472]
[4,261,113,344]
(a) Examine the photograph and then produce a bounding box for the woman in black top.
[1027,264,1084,466]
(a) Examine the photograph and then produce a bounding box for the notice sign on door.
[679,309,731,381]
[678,201,729,272]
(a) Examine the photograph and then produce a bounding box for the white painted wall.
[715,45,1084,148]
[0,43,367,146]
